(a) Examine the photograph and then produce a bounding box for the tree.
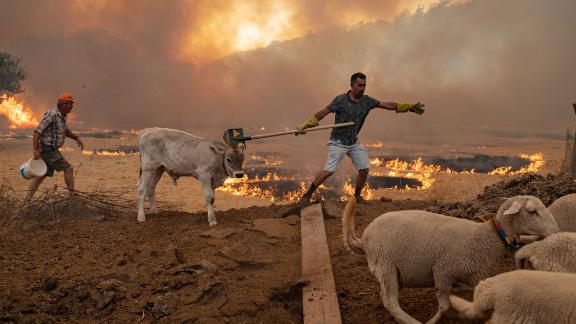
[0,52,26,94]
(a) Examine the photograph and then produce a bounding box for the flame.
[217,172,307,203]
[0,95,39,129]
[218,152,544,202]
[370,158,440,190]
[369,153,545,191]
[82,150,136,156]
[249,154,283,166]
[365,142,384,148]
[341,180,374,201]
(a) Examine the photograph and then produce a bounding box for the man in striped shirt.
[27,93,84,200]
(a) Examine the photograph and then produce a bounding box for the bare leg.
[355,168,369,193]
[64,166,75,192]
[300,170,334,202]
[200,176,217,227]
[313,170,334,187]
[26,175,46,201]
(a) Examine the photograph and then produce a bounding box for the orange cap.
[57,92,75,103]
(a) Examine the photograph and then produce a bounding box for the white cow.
[137,127,245,226]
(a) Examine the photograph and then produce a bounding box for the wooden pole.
[301,203,342,324]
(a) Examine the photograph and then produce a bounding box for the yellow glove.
[396,102,425,115]
[296,116,319,135]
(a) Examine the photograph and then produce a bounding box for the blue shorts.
[323,140,370,172]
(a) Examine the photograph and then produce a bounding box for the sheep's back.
[361,211,479,287]
[485,270,576,323]
[548,194,576,232]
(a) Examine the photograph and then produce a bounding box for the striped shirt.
[35,108,67,148]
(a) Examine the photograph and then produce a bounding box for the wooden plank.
[301,203,342,324]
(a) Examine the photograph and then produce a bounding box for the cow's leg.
[137,170,154,222]
[200,176,217,227]
[148,167,164,214]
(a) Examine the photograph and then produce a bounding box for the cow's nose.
[234,171,244,178]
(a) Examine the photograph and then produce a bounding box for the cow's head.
[210,142,245,178]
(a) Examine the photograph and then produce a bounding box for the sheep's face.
[497,195,560,238]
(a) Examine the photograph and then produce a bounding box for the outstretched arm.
[377,102,398,111]
[296,107,332,135]
[314,107,332,121]
[376,101,426,114]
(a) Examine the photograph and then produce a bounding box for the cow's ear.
[210,145,224,155]
[234,143,246,153]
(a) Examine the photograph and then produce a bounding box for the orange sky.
[2,0,574,134]
[63,0,469,64]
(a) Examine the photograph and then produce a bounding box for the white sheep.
[450,270,576,324]
[515,232,576,272]
[342,195,559,324]
[548,193,576,232]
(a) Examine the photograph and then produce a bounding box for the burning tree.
[0,52,26,94]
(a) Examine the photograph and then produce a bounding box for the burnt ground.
[0,198,479,324]
[1,173,573,323]
[0,205,303,324]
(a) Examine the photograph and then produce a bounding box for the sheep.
[515,232,576,272]
[342,195,559,324]
[449,270,576,324]
[548,193,576,232]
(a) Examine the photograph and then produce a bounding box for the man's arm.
[314,107,332,121]
[32,113,53,160]
[66,128,85,150]
[377,101,426,114]
[32,131,41,160]
[295,107,332,135]
[377,102,398,111]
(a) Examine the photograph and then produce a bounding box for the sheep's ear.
[210,145,224,155]
[503,201,523,215]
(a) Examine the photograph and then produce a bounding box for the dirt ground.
[0,204,303,323]
[0,196,486,324]
[0,133,568,323]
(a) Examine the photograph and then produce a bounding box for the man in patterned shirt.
[295,72,425,205]
[27,92,84,200]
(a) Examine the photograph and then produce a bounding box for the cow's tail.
[342,196,365,255]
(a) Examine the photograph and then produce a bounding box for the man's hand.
[75,138,85,150]
[409,102,426,115]
[295,116,319,136]
[397,102,426,115]
[33,148,41,160]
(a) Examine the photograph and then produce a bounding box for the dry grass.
[0,182,20,226]
[0,184,138,227]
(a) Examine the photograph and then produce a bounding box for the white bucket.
[19,159,47,179]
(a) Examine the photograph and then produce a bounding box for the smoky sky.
[1,0,575,143]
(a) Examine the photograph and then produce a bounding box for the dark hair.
[350,72,366,84]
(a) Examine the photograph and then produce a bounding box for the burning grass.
[0,95,38,129]
[220,152,545,203]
